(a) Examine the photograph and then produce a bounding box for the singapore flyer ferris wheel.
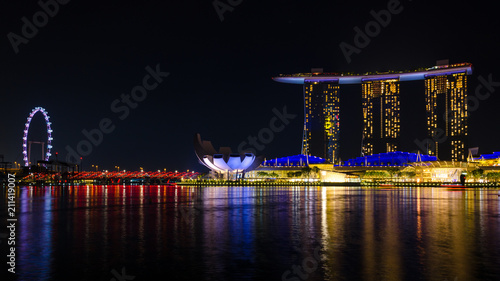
[22,107,53,167]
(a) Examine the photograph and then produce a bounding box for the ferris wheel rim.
[22,107,53,167]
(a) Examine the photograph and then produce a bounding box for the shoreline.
[5,181,499,188]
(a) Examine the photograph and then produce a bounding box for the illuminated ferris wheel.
[22,107,53,167]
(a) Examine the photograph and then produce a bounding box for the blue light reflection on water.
[16,186,53,281]
[2,185,500,281]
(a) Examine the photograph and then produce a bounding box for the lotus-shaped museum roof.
[194,134,263,173]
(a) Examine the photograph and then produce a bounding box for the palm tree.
[386,167,400,182]
[471,168,484,182]
[301,166,312,176]
[312,166,320,178]
[257,171,269,178]
[486,172,500,183]
[364,171,389,181]
[269,172,279,178]
[301,166,312,180]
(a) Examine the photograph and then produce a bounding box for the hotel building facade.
[303,81,340,163]
[273,63,472,162]
[425,73,468,161]
[362,79,400,156]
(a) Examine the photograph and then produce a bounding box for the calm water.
[1,185,500,281]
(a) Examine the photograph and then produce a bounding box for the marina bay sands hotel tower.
[273,62,472,163]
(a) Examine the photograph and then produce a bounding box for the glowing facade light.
[274,63,472,162]
[425,73,468,161]
[362,79,400,155]
[302,81,340,163]
[22,107,53,166]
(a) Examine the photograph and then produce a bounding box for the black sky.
[1,0,499,172]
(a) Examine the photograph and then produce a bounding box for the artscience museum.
[194,134,263,179]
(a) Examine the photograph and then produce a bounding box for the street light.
[115,166,120,172]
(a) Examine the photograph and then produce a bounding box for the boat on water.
[441,184,466,188]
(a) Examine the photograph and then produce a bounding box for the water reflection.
[3,185,500,280]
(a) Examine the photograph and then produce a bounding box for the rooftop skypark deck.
[273,63,473,84]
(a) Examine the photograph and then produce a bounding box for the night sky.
[1,0,499,172]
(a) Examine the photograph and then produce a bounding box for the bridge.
[21,170,200,185]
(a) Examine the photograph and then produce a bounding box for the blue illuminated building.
[262,154,326,167]
[261,152,437,167]
[473,152,500,160]
[344,151,437,167]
